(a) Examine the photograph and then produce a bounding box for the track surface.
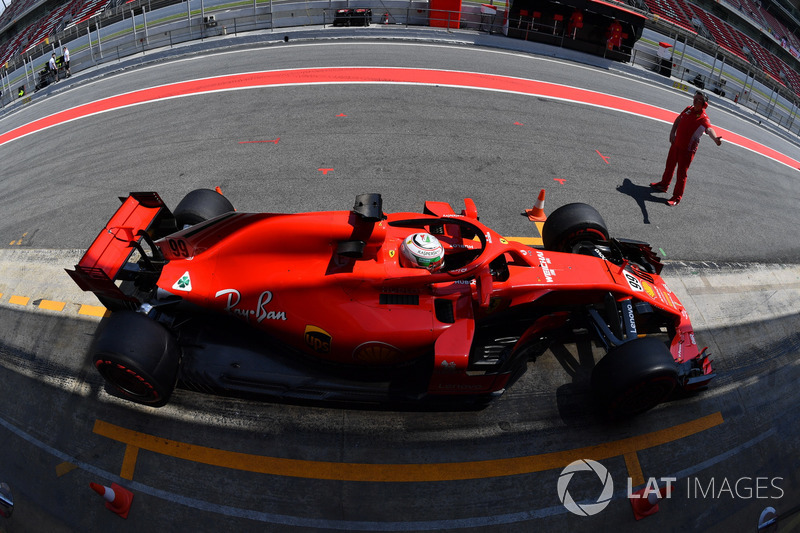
[2,41,799,260]
[0,37,799,532]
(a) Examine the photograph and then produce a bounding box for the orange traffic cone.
[214,186,236,211]
[524,189,547,221]
[90,482,133,519]
[630,485,660,520]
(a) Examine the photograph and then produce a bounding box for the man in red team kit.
[651,91,723,206]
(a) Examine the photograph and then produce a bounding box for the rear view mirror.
[0,482,13,518]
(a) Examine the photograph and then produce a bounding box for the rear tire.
[542,203,609,253]
[591,337,678,418]
[173,188,235,228]
[95,294,136,313]
[92,311,180,407]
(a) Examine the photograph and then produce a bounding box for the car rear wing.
[66,192,175,304]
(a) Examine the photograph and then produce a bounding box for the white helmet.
[400,233,445,271]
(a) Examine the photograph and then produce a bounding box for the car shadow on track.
[546,337,604,426]
[616,178,670,224]
[545,332,713,427]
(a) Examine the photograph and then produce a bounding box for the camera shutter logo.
[557,459,614,516]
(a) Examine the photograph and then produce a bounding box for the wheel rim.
[564,228,608,251]
[96,360,159,401]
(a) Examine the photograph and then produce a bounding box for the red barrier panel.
[430,0,461,28]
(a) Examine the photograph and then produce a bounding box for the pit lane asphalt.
[0,28,799,532]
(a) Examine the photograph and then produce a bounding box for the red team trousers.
[660,142,696,200]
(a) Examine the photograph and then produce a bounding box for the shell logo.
[352,341,403,363]
[642,281,656,299]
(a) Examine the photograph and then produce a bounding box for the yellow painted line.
[624,452,645,487]
[508,236,543,246]
[9,295,30,306]
[10,232,27,246]
[121,445,140,480]
[93,412,723,482]
[55,462,78,477]
[0,293,104,316]
[507,225,544,246]
[79,304,109,317]
[39,300,66,312]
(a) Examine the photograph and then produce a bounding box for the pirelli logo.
[304,325,331,354]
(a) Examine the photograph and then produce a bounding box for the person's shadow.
[616,178,667,224]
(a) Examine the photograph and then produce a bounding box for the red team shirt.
[674,105,711,153]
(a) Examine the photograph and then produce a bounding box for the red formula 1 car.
[67,189,714,415]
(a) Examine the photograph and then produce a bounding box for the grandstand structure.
[641,0,800,95]
[0,0,115,67]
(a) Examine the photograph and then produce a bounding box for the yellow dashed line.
[79,304,109,317]
[2,293,108,316]
[9,295,30,306]
[10,232,28,246]
[3,293,109,317]
[39,300,66,312]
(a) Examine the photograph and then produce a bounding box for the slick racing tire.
[92,311,180,407]
[174,188,235,228]
[542,203,609,253]
[591,337,678,418]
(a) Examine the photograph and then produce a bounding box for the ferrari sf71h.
[67,189,714,416]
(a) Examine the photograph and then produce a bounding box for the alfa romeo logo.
[557,459,614,516]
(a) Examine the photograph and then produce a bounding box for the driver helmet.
[400,233,445,271]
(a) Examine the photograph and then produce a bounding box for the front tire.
[591,337,678,418]
[173,188,235,228]
[542,203,609,253]
[92,311,180,407]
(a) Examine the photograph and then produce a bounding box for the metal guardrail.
[0,1,428,105]
[632,20,800,136]
[1,2,637,104]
